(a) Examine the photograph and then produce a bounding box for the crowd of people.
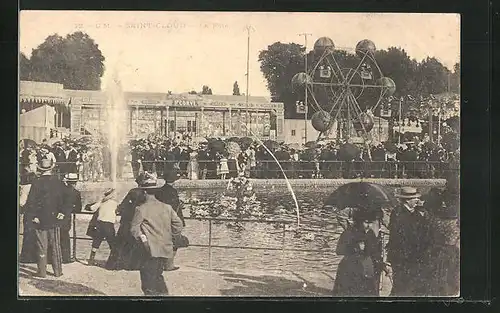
[19,132,458,185]
[20,158,188,295]
[332,182,459,297]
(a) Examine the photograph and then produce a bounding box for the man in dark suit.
[66,144,79,175]
[61,173,82,263]
[386,187,431,296]
[53,142,67,177]
[23,159,72,277]
[131,173,184,296]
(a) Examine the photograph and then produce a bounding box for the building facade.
[20,81,285,142]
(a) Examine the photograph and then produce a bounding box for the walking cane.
[72,212,77,261]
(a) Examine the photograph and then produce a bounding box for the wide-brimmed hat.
[102,188,116,202]
[352,208,381,223]
[63,173,79,182]
[37,159,55,172]
[396,187,421,199]
[164,169,180,184]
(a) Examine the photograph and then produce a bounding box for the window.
[187,120,197,133]
[291,129,296,136]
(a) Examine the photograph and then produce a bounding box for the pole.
[428,103,433,143]
[438,103,441,145]
[398,97,402,144]
[299,33,312,144]
[245,25,253,136]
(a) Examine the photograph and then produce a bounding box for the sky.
[20,11,460,97]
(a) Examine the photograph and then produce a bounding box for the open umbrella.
[324,182,397,211]
[337,143,360,161]
[262,139,280,151]
[383,141,397,153]
[305,141,318,149]
[239,137,254,150]
[21,138,37,149]
[47,137,63,147]
[208,139,225,153]
[227,137,240,143]
[286,143,301,150]
[442,132,459,152]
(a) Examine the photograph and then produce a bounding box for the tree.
[415,57,450,95]
[201,85,213,95]
[233,81,241,96]
[20,52,32,80]
[450,62,460,94]
[374,47,419,98]
[188,90,198,95]
[258,42,305,118]
[26,31,105,90]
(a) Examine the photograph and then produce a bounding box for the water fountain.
[104,68,129,190]
[241,124,301,226]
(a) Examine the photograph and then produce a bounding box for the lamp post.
[299,32,312,144]
[245,25,254,136]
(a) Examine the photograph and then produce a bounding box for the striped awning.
[19,95,67,105]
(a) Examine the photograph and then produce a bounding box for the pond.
[20,185,435,274]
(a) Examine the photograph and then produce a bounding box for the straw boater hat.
[102,188,116,202]
[63,173,79,182]
[396,187,421,199]
[136,172,165,189]
[37,158,55,172]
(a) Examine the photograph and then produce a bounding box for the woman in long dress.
[105,187,147,270]
[217,152,229,179]
[187,148,199,180]
[332,209,386,296]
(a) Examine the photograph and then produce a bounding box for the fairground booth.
[19,80,285,143]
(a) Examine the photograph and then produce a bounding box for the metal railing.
[19,160,455,183]
[19,211,345,270]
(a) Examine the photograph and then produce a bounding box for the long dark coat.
[105,188,147,270]
[20,174,72,264]
[59,184,82,263]
[332,226,383,296]
[386,205,431,296]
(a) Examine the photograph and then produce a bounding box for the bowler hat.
[37,159,55,172]
[396,187,421,199]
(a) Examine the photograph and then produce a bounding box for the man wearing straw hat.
[23,159,71,277]
[386,187,431,296]
[61,173,82,263]
[131,172,184,295]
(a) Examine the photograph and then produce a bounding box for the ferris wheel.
[292,37,396,157]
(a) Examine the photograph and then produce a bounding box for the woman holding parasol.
[325,182,396,296]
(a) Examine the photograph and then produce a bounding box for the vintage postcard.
[18,11,460,297]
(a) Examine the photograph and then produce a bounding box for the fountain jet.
[241,124,300,226]
[104,68,128,190]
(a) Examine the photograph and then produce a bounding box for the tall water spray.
[105,69,128,189]
[241,124,301,226]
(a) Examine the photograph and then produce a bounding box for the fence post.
[208,219,212,271]
[281,222,286,271]
[72,212,77,261]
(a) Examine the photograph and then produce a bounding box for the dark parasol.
[21,138,37,149]
[337,143,361,161]
[262,139,280,151]
[239,137,254,150]
[383,141,398,153]
[324,182,397,212]
[305,141,319,149]
[207,139,226,153]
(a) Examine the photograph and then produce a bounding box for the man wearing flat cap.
[23,159,72,277]
[386,187,431,296]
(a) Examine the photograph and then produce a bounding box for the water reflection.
[72,186,433,272]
